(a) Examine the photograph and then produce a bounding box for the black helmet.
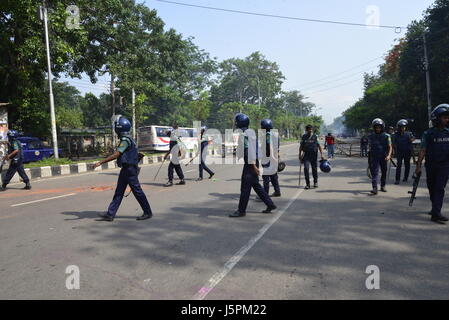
[278,161,286,172]
[319,159,331,173]
[235,113,250,129]
[113,115,131,136]
[7,130,19,139]
[260,119,273,130]
[430,104,449,125]
[372,118,385,129]
[397,119,408,128]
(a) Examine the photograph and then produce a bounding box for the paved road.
[0,143,448,299]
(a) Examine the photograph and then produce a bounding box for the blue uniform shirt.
[300,133,320,157]
[394,131,414,153]
[369,132,391,157]
[9,139,23,162]
[421,127,449,166]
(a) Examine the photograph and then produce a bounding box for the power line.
[297,66,377,91]
[286,64,379,93]
[155,0,406,31]
[303,77,363,95]
[287,56,383,89]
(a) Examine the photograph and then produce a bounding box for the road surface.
[1,143,448,299]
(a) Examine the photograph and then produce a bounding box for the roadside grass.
[23,151,166,168]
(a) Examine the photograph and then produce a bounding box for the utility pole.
[110,74,116,147]
[423,33,432,127]
[132,88,136,140]
[40,1,59,158]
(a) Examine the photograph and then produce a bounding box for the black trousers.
[361,145,368,157]
[370,157,387,189]
[168,162,184,181]
[303,155,318,186]
[2,160,30,185]
[262,173,280,194]
[426,164,449,216]
[107,165,152,217]
[238,166,274,213]
[199,150,214,178]
[395,151,411,182]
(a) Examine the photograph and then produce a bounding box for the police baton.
[154,157,167,181]
[185,153,199,167]
[0,157,6,175]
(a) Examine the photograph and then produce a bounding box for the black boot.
[229,211,246,218]
[271,192,281,197]
[98,212,114,222]
[262,205,277,214]
[313,182,318,189]
[24,182,32,190]
[380,186,387,192]
[209,173,215,179]
[177,179,186,185]
[136,213,152,221]
[0,184,6,192]
[370,188,378,195]
[165,180,173,187]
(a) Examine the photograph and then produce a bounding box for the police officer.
[230,113,276,218]
[393,119,415,184]
[415,104,449,223]
[164,125,186,187]
[94,116,152,221]
[261,119,281,197]
[299,125,325,190]
[368,118,392,195]
[360,133,369,157]
[0,130,31,192]
[197,126,215,181]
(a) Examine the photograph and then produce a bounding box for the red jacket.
[325,136,335,145]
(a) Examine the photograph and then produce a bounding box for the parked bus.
[137,125,199,152]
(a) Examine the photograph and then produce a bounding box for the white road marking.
[11,193,77,207]
[192,188,304,300]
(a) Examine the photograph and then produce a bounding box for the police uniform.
[368,132,392,190]
[2,137,30,188]
[360,135,369,157]
[168,136,185,183]
[199,134,214,179]
[236,132,276,215]
[106,135,152,218]
[421,127,449,217]
[262,130,281,196]
[300,133,320,187]
[393,131,414,182]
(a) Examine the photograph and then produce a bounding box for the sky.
[66,0,436,125]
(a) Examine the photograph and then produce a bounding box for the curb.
[2,151,199,183]
[2,142,296,184]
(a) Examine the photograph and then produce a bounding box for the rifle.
[408,172,421,206]
[298,156,303,186]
